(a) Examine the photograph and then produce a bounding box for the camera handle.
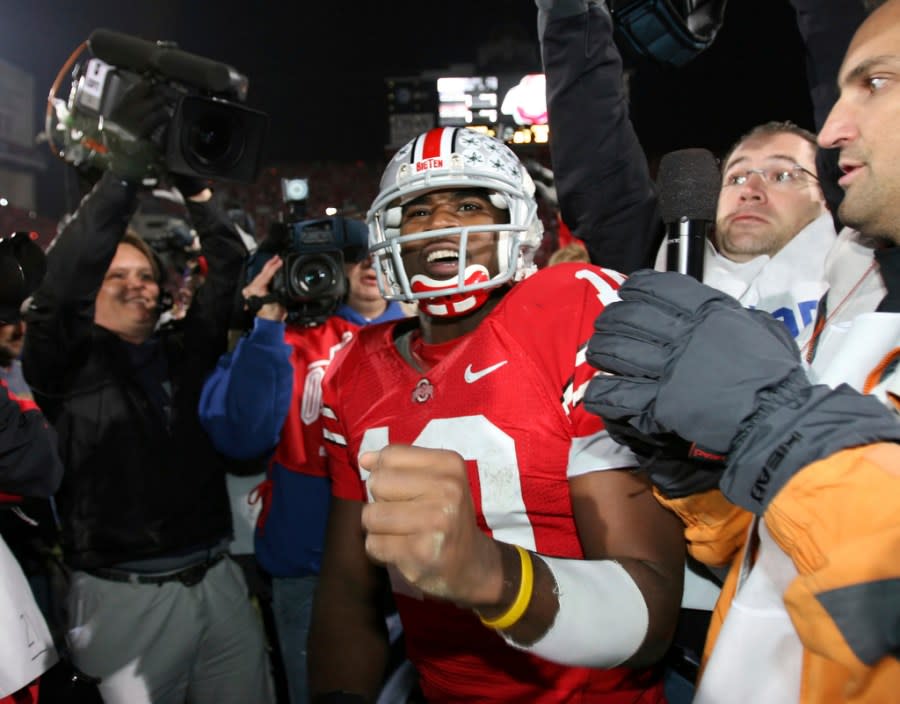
[244,292,280,316]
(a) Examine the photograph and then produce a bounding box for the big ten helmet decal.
[367,127,543,317]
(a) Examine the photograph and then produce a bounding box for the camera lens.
[288,255,339,299]
[187,113,243,167]
[170,95,267,183]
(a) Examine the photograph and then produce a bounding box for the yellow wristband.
[478,545,534,630]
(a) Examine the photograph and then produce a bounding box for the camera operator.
[198,219,407,704]
[0,232,63,704]
[22,78,274,704]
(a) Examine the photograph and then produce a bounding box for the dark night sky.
[1,0,823,219]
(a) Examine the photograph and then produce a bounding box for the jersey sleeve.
[320,339,367,502]
[530,263,639,476]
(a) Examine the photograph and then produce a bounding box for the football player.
[308,127,685,703]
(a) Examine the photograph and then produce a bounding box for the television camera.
[45,28,268,184]
[244,213,369,328]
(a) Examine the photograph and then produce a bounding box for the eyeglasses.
[722,164,820,189]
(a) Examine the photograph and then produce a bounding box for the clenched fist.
[360,445,503,608]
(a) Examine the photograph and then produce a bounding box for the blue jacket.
[199,302,406,577]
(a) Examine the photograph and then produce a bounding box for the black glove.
[585,269,900,513]
[585,270,801,456]
[103,80,170,182]
[603,417,724,498]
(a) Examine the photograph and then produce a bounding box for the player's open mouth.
[425,248,460,276]
[426,249,459,264]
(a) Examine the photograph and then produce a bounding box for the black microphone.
[88,28,246,99]
[657,148,720,281]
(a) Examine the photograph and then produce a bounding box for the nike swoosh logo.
[464,360,508,383]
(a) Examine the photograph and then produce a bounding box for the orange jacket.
[659,444,900,703]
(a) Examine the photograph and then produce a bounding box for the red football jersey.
[321,263,664,703]
[272,317,360,478]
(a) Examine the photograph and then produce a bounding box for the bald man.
[582,2,900,702]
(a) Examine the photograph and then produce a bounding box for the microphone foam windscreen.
[89,29,156,72]
[89,28,234,95]
[657,148,721,224]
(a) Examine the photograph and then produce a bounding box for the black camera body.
[49,29,268,184]
[245,216,368,327]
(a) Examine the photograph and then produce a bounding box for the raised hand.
[103,79,170,182]
[584,269,900,513]
[584,269,801,460]
[242,255,287,322]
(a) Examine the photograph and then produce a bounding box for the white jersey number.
[359,415,536,549]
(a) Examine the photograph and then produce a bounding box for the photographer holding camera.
[22,75,274,704]
[198,216,407,704]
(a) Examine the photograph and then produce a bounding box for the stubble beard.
[837,180,900,244]
[717,223,781,261]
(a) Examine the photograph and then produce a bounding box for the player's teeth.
[427,250,458,263]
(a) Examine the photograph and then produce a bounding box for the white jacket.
[0,533,57,696]
[655,212,837,337]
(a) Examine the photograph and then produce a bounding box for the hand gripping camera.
[45,28,268,183]
[245,216,369,327]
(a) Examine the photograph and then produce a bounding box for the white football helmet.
[367,127,543,317]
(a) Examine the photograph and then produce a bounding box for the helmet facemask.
[367,128,543,318]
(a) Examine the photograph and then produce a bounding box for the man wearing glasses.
[537,4,837,699]
[538,0,836,339]
[655,121,834,338]
[717,124,827,264]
